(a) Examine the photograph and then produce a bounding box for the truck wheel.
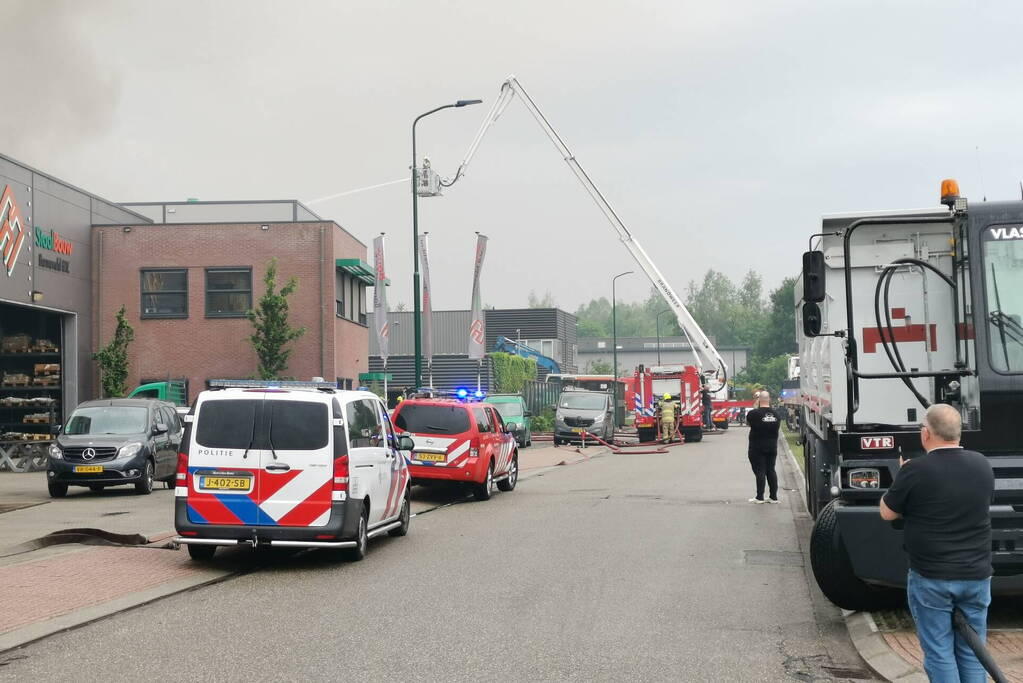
[473,461,494,501]
[717,421,729,430]
[684,428,703,443]
[187,544,216,561]
[636,427,656,443]
[810,501,904,612]
[497,455,518,492]
[48,481,68,498]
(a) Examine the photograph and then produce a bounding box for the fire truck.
[798,179,1023,611]
[629,365,705,443]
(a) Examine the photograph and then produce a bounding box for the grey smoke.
[0,1,122,164]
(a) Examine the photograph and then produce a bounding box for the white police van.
[173,381,412,561]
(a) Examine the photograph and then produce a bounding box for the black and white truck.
[797,179,1023,610]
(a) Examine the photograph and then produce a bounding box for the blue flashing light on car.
[455,388,469,400]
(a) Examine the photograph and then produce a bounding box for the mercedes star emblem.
[82,448,96,461]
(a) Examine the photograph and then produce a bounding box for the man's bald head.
[757,391,771,407]
[924,403,961,444]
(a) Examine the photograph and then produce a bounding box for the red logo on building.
[0,185,27,276]
[861,436,895,450]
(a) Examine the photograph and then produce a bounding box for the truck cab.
[798,181,1023,610]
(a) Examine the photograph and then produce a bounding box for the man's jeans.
[906,569,991,683]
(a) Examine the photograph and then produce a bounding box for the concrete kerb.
[844,611,928,683]
[778,431,808,514]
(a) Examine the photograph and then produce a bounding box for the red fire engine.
[627,365,705,443]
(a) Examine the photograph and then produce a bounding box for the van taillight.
[333,455,349,491]
[176,452,188,483]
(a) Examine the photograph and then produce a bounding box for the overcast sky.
[3,0,1021,312]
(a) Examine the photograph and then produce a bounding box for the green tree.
[755,277,798,359]
[585,359,613,374]
[735,353,791,397]
[528,289,557,308]
[93,305,135,398]
[247,258,307,380]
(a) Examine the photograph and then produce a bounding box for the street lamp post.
[655,309,672,365]
[412,99,482,387]
[611,271,634,386]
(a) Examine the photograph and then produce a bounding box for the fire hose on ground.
[953,607,1008,683]
[529,430,686,455]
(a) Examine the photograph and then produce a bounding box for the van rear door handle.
[265,463,291,472]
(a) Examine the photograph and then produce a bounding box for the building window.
[141,269,188,318]
[206,268,252,317]
[335,272,369,326]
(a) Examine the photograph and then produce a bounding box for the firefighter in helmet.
[659,392,677,443]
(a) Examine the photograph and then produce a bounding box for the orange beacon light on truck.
[940,178,960,207]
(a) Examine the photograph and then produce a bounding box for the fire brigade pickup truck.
[798,180,1023,610]
[391,396,518,501]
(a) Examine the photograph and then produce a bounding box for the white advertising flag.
[468,233,489,361]
[373,235,389,361]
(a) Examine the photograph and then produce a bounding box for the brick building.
[94,200,372,403]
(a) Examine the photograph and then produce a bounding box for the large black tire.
[473,461,494,501]
[683,428,703,443]
[810,501,904,611]
[717,420,729,430]
[135,460,155,495]
[344,506,369,561]
[497,455,518,492]
[187,544,216,561]
[636,426,656,443]
[48,481,68,498]
[389,489,411,537]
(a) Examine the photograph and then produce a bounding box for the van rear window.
[394,404,471,435]
[268,401,328,450]
[196,399,329,451]
[196,400,258,449]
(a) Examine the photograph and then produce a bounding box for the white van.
[173,382,412,561]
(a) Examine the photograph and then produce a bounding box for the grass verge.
[783,425,804,473]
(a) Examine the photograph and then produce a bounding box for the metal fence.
[522,380,560,415]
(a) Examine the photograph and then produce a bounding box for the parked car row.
[45,382,523,564]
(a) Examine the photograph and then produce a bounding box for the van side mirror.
[802,302,823,337]
[802,251,826,303]
[153,423,168,435]
[397,432,415,451]
[524,411,533,418]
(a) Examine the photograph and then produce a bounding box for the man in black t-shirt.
[745,391,781,504]
[880,404,994,682]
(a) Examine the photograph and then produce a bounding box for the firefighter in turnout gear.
[658,393,677,443]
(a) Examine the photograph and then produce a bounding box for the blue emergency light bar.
[453,388,486,401]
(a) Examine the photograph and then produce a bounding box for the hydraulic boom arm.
[446,75,728,388]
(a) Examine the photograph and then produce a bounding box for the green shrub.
[489,352,537,394]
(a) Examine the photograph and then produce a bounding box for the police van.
[174,381,412,561]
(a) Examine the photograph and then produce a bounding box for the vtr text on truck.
[797,179,1023,611]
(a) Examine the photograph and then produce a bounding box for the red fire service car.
[391,393,518,501]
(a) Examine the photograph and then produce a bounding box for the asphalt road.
[0,428,876,681]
